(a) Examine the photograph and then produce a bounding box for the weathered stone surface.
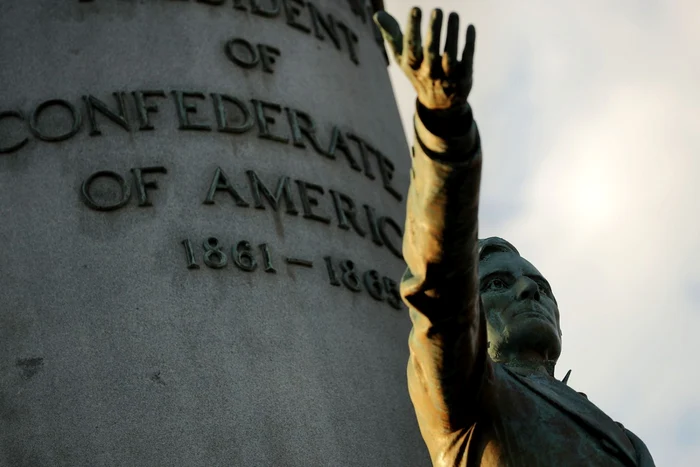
[0,2,427,465]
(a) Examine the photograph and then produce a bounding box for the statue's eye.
[535,281,550,296]
[537,283,552,298]
[488,279,506,290]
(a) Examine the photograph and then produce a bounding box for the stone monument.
[0,1,429,466]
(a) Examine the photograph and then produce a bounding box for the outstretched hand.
[374,8,476,112]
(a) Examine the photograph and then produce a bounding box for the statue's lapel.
[502,366,637,467]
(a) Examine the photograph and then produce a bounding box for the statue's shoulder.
[496,365,655,466]
[616,423,656,467]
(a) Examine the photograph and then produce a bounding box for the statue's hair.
[478,237,520,262]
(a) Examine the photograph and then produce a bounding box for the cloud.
[384,1,700,464]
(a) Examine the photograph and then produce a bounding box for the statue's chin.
[497,319,561,361]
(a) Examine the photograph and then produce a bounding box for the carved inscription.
[324,256,401,309]
[181,237,277,271]
[0,90,402,202]
[225,38,281,73]
[79,166,403,259]
[1,1,403,311]
[81,166,167,211]
[181,236,402,310]
[78,0,377,65]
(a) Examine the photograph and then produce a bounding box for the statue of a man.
[374,7,656,466]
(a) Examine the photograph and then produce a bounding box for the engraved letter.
[225,38,260,69]
[373,148,402,201]
[204,167,250,207]
[83,93,130,136]
[212,93,254,134]
[362,204,384,246]
[29,99,82,142]
[130,166,167,207]
[327,127,362,172]
[257,44,281,73]
[308,3,340,49]
[378,215,403,259]
[345,0,366,22]
[81,170,131,211]
[329,189,366,237]
[172,91,211,131]
[233,0,248,11]
[347,133,375,179]
[295,179,330,224]
[0,111,28,154]
[282,0,311,33]
[246,170,299,214]
[337,21,359,64]
[286,108,326,155]
[132,90,167,131]
[251,99,289,143]
[251,0,280,17]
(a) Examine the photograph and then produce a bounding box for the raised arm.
[376,7,489,457]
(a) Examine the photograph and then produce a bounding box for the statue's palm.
[374,8,476,112]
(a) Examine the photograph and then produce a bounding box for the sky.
[383,1,700,465]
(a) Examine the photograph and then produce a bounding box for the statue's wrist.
[418,100,470,118]
[416,99,473,139]
[414,98,480,161]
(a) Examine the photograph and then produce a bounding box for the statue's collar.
[500,359,557,378]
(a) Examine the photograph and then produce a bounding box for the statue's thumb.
[373,12,402,59]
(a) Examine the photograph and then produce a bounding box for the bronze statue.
[374,7,656,466]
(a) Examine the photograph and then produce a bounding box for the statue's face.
[479,252,562,362]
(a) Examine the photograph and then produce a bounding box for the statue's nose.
[515,277,540,301]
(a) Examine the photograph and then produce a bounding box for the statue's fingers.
[423,8,444,77]
[461,24,476,68]
[373,11,403,61]
[403,7,423,69]
[442,12,459,76]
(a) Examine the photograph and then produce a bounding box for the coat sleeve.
[401,100,491,453]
